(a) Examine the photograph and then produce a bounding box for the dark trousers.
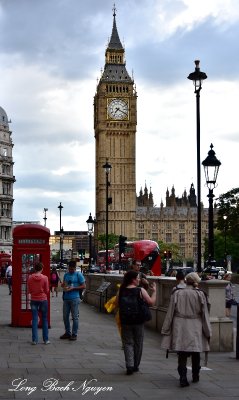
[121,324,144,369]
[178,351,201,378]
[7,277,12,294]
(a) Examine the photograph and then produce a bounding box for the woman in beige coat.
[161,272,211,387]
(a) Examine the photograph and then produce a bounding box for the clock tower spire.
[94,7,137,242]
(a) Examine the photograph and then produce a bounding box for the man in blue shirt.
[60,260,85,340]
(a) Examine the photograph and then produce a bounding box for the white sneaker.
[44,340,50,345]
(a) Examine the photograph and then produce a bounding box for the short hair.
[132,260,141,266]
[68,260,76,268]
[34,262,44,272]
[176,270,185,280]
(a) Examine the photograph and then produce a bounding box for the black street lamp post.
[202,144,221,267]
[58,202,64,267]
[60,227,64,267]
[43,208,48,227]
[188,60,207,272]
[103,161,112,271]
[223,215,228,268]
[86,213,96,268]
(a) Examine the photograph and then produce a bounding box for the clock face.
[107,99,129,120]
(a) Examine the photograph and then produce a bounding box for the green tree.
[215,188,239,242]
[214,188,239,270]
[157,241,181,263]
[97,233,119,250]
[204,231,239,268]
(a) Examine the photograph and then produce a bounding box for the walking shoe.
[192,375,199,383]
[60,333,71,339]
[133,367,139,372]
[69,334,77,341]
[126,368,134,375]
[44,340,50,345]
[31,341,37,345]
[180,377,189,387]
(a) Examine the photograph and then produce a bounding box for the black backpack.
[119,287,144,325]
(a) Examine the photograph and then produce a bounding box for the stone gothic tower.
[94,8,137,240]
[0,106,15,254]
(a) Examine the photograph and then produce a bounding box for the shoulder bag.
[138,288,152,322]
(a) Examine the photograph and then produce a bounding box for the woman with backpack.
[117,270,156,375]
[50,267,61,297]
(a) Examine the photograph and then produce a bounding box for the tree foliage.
[157,241,181,262]
[97,233,119,250]
[215,188,239,242]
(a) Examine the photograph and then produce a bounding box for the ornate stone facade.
[136,184,208,262]
[0,107,15,254]
[94,9,137,240]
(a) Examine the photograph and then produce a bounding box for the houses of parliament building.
[94,8,209,264]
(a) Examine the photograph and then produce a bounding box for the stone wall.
[84,273,234,352]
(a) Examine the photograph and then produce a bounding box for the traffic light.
[79,249,85,260]
[119,235,127,255]
[163,250,172,260]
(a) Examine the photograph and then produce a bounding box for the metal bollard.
[236,304,239,359]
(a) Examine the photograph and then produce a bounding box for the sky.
[0,0,239,235]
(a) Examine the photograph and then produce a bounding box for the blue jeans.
[63,298,80,336]
[30,300,49,343]
[7,277,12,293]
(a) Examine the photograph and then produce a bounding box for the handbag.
[138,289,152,322]
[229,298,238,306]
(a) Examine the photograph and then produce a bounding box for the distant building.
[0,107,15,255]
[136,183,210,263]
[50,231,90,261]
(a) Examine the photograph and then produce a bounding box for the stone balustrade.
[84,273,233,352]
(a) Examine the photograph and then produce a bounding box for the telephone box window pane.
[21,253,41,311]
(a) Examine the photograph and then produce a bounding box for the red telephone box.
[12,224,50,327]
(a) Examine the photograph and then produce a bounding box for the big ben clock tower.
[94,7,137,240]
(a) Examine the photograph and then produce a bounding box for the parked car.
[202,266,219,279]
[56,262,67,270]
[165,266,194,277]
[202,266,228,280]
[216,267,227,279]
[87,265,101,273]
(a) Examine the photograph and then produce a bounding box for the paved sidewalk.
[0,283,238,399]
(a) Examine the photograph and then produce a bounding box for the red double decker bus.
[97,249,115,269]
[0,253,11,268]
[114,240,161,276]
